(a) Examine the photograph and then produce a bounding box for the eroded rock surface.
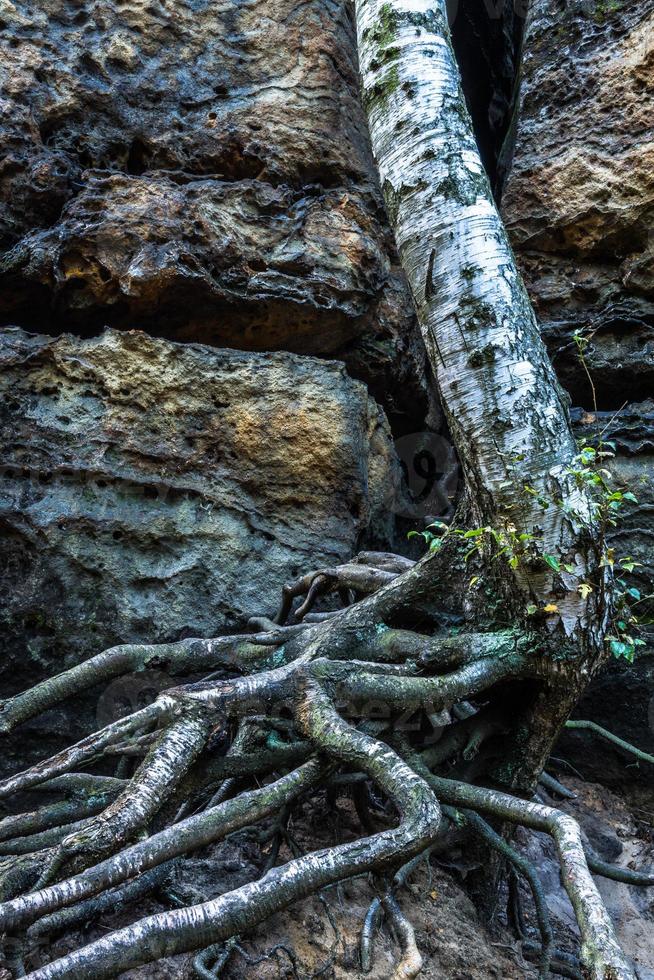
[0,0,428,428]
[503,0,654,408]
[504,0,654,784]
[0,327,398,693]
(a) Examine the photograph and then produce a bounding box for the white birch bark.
[355,0,603,642]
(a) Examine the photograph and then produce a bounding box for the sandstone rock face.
[0,327,398,693]
[569,405,654,785]
[504,0,654,775]
[503,0,654,408]
[0,0,428,427]
[572,403,654,616]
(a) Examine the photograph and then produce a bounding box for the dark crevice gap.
[451,0,528,202]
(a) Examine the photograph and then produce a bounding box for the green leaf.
[543,554,561,573]
[429,538,443,552]
[622,492,638,504]
[526,604,538,616]
[609,639,629,659]
[564,563,576,574]
[627,587,641,601]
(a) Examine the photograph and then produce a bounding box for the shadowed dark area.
[452,0,527,199]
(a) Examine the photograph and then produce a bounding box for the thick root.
[0,553,642,980]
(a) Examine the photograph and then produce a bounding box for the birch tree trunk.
[355,0,613,789]
[356,0,603,636]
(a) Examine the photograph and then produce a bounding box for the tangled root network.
[0,551,649,979]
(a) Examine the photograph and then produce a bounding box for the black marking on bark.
[425,248,436,301]
[454,313,470,351]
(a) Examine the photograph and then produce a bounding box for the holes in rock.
[60,277,89,297]
[248,258,268,273]
[126,137,150,176]
[349,500,362,519]
[77,148,95,169]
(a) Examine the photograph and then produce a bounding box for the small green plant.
[408,437,648,660]
[590,0,622,24]
[409,329,650,659]
[409,521,534,568]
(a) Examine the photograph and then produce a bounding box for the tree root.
[565,720,654,766]
[585,850,654,888]
[274,553,414,625]
[26,861,177,941]
[360,848,436,974]
[0,554,642,980]
[523,941,583,980]
[450,807,554,978]
[399,748,637,980]
[539,772,577,801]
[193,937,239,979]
[384,893,423,979]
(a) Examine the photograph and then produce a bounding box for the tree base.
[0,552,640,979]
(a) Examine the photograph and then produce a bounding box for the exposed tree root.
[0,0,645,977]
[450,807,554,979]
[539,772,578,801]
[0,554,647,980]
[523,940,583,980]
[565,720,654,766]
[360,847,438,973]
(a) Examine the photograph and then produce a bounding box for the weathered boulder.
[504,0,654,785]
[0,0,428,429]
[503,0,654,408]
[1,175,393,349]
[0,327,399,694]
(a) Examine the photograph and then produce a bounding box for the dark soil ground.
[14,773,653,980]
